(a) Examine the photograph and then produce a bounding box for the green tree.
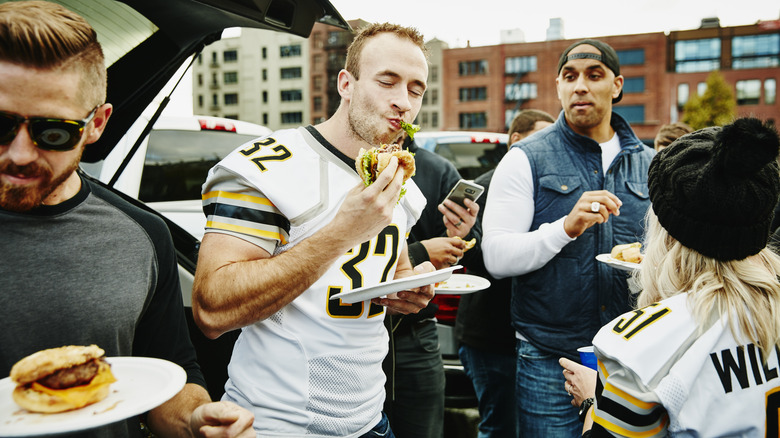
[681,71,736,130]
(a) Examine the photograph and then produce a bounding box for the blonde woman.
[576,118,780,437]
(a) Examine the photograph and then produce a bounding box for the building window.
[262,113,268,125]
[613,105,645,123]
[281,67,302,79]
[459,112,487,129]
[282,112,303,124]
[505,83,537,101]
[460,87,487,102]
[431,89,439,105]
[197,95,203,108]
[224,93,238,105]
[732,34,780,69]
[224,114,238,120]
[459,60,488,76]
[314,96,323,112]
[281,89,303,102]
[505,56,537,75]
[623,77,645,94]
[313,76,323,91]
[736,79,762,105]
[766,79,777,105]
[675,38,720,73]
[262,69,267,81]
[677,83,689,107]
[430,66,439,82]
[197,53,202,65]
[223,50,238,63]
[223,72,238,84]
[431,112,438,128]
[421,112,429,126]
[262,91,268,103]
[280,44,302,58]
[617,49,645,65]
[262,47,267,59]
[197,74,203,86]
[211,52,217,66]
[697,82,707,96]
[211,94,218,106]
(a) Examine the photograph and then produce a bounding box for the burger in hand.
[10,345,117,413]
[355,143,415,198]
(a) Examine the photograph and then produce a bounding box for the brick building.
[442,19,779,143]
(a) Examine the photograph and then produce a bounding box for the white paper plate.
[596,253,641,272]
[329,265,461,304]
[0,356,186,436]
[434,274,491,294]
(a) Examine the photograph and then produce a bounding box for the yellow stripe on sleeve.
[592,411,668,438]
[206,221,288,245]
[603,381,656,410]
[202,190,276,207]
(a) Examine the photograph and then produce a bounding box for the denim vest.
[512,112,655,361]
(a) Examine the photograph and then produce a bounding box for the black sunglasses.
[0,106,99,152]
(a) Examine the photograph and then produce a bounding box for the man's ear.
[85,103,113,144]
[612,75,624,100]
[337,69,355,101]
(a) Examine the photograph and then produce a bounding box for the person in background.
[455,109,554,438]
[482,39,655,437]
[653,121,692,151]
[383,133,480,438]
[0,2,254,437]
[577,118,780,436]
[192,22,435,437]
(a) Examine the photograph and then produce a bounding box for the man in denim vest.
[481,39,655,437]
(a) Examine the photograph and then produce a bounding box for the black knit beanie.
[648,118,780,261]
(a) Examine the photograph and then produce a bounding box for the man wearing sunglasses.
[0,2,255,437]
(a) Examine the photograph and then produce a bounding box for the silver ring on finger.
[455,220,463,227]
[590,201,601,213]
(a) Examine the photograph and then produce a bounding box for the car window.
[139,130,258,202]
[51,0,157,67]
[434,142,507,180]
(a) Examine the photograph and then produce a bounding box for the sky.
[329,0,779,47]
[164,0,779,116]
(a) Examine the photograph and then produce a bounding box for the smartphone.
[445,179,485,208]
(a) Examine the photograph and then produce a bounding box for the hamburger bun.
[610,242,643,263]
[10,345,116,413]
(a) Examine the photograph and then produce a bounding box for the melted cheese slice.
[31,361,117,408]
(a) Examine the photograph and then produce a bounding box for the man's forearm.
[193,229,355,339]
[147,383,210,438]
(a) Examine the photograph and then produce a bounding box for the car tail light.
[199,119,237,132]
[433,294,461,324]
[470,135,500,144]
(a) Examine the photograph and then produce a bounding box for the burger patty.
[37,358,101,389]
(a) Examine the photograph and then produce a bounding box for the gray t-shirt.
[0,173,204,437]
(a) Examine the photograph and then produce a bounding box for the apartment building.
[191,27,310,130]
[443,18,780,142]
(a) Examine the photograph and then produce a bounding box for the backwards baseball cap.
[557,39,622,103]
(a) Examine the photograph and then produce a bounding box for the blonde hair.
[0,1,106,109]
[345,22,428,80]
[637,210,780,359]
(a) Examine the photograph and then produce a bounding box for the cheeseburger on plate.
[9,344,117,413]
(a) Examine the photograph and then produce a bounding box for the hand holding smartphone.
[445,179,485,208]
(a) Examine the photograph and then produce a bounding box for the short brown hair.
[0,1,106,109]
[508,109,555,138]
[654,122,693,151]
[345,22,428,79]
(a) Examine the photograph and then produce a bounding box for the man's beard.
[0,159,78,212]
[347,94,399,147]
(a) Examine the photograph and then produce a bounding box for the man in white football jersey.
[192,23,435,437]
[570,118,780,437]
